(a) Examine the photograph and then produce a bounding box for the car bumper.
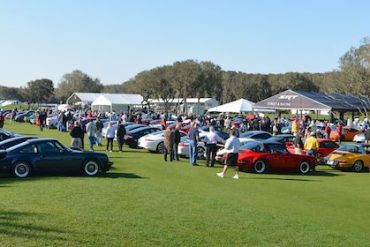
[178,146,189,157]
[138,140,158,151]
[325,160,351,169]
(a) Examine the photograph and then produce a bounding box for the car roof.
[0,136,36,145]
[6,138,60,152]
[130,126,158,133]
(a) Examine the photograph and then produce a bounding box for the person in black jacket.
[116,120,126,152]
[70,121,83,149]
[171,125,181,161]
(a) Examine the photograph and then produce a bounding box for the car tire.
[156,142,164,154]
[299,161,311,175]
[82,160,100,176]
[197,146,205,160]
[253,160,267,174]
[353,160,364,172]
[13,162,31,178]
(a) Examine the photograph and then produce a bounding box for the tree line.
[0,38,369,106]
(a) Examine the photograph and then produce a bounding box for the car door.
[263,144,281,169]
[35,141,73,173]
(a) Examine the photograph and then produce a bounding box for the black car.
[0,136,37,150]
[239,131,272,140]
[125,127,161,148]
[0,129,20,142]
[0,138,113,178]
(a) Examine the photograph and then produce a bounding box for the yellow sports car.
[325,144,370,172]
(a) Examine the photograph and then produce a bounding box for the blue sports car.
[0,138,113,178]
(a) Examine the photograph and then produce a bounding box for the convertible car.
[0,138,113,178]
[238,141,317,174]
[324,143,370,172]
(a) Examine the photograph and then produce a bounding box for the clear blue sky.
[0,0,369,87]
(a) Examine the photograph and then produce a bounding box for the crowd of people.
[4,106,370,178]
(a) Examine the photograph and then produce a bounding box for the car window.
[265,143,288,154]
[254,133,271,139]
[320,141,339,149]
[37,141,61,154]
[18,144,38,154]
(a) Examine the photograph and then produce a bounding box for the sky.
[0,0,369,87]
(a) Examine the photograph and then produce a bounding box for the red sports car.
[286,139,339,162]
[238,141,317,174]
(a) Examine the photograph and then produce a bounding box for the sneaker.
[216,172,224,178]
[233,175,239,180]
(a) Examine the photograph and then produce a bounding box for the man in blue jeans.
[188,122,200,166]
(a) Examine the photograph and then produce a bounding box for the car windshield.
[241,141,263,151]
[337,145,363,154]
[240,132,256,138]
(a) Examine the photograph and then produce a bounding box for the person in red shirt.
[337,122,343,144]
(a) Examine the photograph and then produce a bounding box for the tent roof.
[207,99,254,113]
[91,94,143,106]
[149,98,217,104]
[253,89,370,111]
[67,93,101,104]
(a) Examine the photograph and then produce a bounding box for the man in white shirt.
[205,127,224,167]
[217,129,241,179]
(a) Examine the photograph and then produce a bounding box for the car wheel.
[13,162,31,178]
[253,160,267,174]
[82,160,100,176]
[353,160,364,172]
[299,161,311,174]
[197,147,205,159]
[156,142,164,154]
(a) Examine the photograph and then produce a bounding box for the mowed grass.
[1,122,370,246]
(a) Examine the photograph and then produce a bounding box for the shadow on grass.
[0,171,146,181]
[245,170,342,181]
[0,210,72,243]
[100,172,146,179]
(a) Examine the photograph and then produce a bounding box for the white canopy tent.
[207,99,255,113]
[91,94,143,113]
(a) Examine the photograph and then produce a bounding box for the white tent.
[91,94,143,112]
[207,99,254,113]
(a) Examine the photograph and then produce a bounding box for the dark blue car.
[0,138,113,178]
[0,136,37,150]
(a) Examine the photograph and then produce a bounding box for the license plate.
[327,160,334,165]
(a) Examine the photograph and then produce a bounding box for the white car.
[177,136,207,159]
[138,130,187,153]
[353,133,365,143]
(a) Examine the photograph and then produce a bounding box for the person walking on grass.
[86,119,98,151]
[163,126,174,162]
[116,120,126,152]
[70,121,83,150]
[217,130,241,179]
[172,124,181,161]
[106,122,115,152]
[205,126,224,167]
[188,122,200,166]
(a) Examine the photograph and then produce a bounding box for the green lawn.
[1,122,370,246]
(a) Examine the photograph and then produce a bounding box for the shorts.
[226,153,239,166]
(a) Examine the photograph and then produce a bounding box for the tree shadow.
[0,210,76,243]
[242,169,342,178]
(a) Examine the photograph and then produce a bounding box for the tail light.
[179,142,189,147]
[125,135,133,141]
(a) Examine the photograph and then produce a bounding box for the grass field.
[1,122,370,246]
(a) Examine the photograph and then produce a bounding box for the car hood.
[326,151,351,160]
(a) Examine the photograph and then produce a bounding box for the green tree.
[24,79,54,103]
[56,70,103,102]
[338,38,370,95]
